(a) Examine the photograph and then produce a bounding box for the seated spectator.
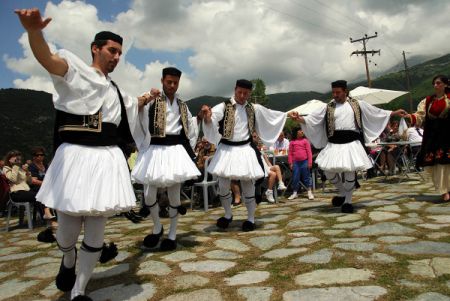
[29,147,57,232]
[288,128,314,200]
[196,137,216,172]
[251,132,286,203]
[2,150,40,224]
[272,131,289,155]
[230,180,241,206]
[263,153,287,203]
[379,121,401,175]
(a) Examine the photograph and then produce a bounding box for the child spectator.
[288,128,314,200]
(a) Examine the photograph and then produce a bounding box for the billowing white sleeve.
[254,104,287,146]
[121,92,151,152]
[50,49,107,114]
[187,109,200,150]
[302,105,328,149]
[202,103,225,145]
[359,100,391,143]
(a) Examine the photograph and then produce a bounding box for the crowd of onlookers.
[0,117,424,223]
[0,147,57,240]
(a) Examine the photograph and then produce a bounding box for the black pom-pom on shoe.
[37,228,56,243]
[242,220,255,232]
[143,227,164,248]
[160,238,177,251]
[55,254,76,292]
[216,216,233,229]
[99,242,118,263]
[331,196,345,207]
[341,203,354,213]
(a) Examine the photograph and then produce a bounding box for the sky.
[1,0,450,99]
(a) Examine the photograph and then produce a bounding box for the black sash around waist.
[328,130,362,144]
[152,134,196,160]
[58,122,119,146]
[219,138,251,146]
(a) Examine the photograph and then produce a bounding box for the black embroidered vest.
[218,100,256,140]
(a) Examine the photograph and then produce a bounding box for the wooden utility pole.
[350,33,380,87]
[402,50,414,112]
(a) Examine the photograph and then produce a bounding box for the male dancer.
[15,8,153,301]
[132,67,200,251]
[202,79,296,231]
[294,80,407,213]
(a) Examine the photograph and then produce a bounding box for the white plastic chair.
[5,193,33,231]
[191,156,218,211]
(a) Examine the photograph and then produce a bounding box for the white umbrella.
[288,99,326,115]
[350,86,408,105]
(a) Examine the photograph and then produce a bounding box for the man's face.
[161,75,180,98]
[278,132,285,141]
[332,87,347,103]
[234,87,251,105]
[92,40,122,74]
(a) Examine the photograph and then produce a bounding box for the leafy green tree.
[250,78,269,106]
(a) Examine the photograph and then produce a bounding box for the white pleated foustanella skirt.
[131,144,200,187]
[316,141,373,172]
[36,143,136,216]
[207,143,265,180]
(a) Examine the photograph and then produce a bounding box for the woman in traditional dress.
[407,75,450,201]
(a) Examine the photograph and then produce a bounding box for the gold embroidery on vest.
[222,102,256,140]
[153,96,166,137]
[59,111,103,133]
[222,102,235,139]
[152,96,189,138]
[326,101,336,138]
[348,97,362,130]
[326,98,361,138]
[246,103,256,135]
[177,98,190,137]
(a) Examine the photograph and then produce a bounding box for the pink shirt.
[288,138,312,166]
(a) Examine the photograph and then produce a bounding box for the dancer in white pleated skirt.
[202,79,291,232]
[16,11,152,300]
[132,67,200,251]
[295,80,407,213]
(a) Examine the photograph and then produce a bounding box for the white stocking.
[342,172,356,204]
[218,177,233,219]
[71,216,107,299]
[144,184,162,234]
[56,211,82,269]
[241,180,256,223]
[167,183,181,240]
[324,171,344,196]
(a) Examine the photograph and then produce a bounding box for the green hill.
[1,53,449,158]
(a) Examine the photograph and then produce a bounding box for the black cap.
[94,31,123,45]
[331,80,347,89]
[163,67,182,77]
[236,79,253,90]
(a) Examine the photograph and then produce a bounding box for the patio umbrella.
[350,86,408,105]
[288,99,326,115]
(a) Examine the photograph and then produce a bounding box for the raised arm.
[15,8,68,76]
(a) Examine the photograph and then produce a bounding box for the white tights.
[324,171,356,204]
[144,183,181,240]
[56,211,107,299]
[218,177,257,222]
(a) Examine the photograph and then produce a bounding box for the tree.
[250,78,269,106]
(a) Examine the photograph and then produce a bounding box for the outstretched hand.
[198,105,212,123]
[15,8,52,32]
[392,109,408,118]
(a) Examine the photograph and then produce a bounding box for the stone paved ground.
[1,173,450,301]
